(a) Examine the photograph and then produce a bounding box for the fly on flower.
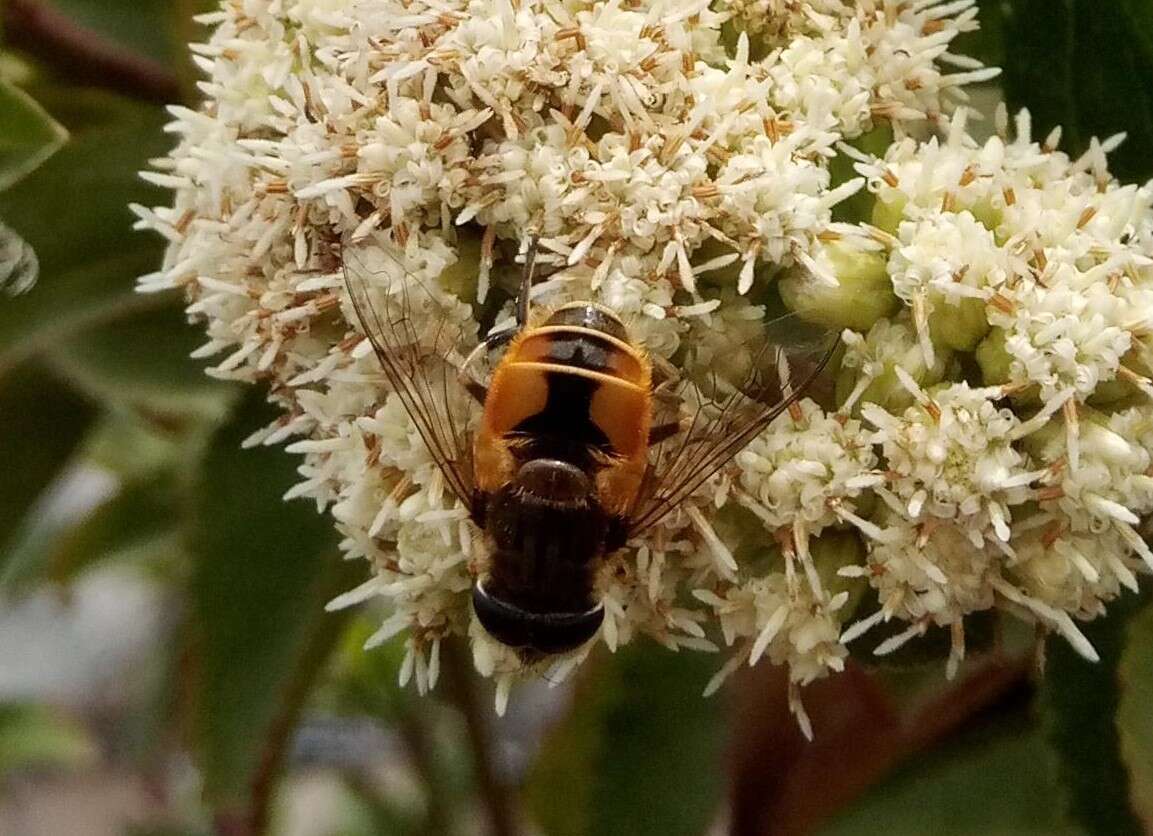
[342,235,837,661]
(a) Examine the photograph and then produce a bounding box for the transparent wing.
[342,236,480,512]
[627,314,838,537]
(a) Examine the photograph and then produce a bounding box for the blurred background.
[1,1,1152,835]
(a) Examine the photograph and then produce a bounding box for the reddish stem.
[3,0,182,104]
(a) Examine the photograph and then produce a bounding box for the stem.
[441,640,521,836]
[3,0,182,104]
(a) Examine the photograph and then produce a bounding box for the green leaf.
[0,109,171,373]
[0,79,68,191]
[0,363,97,572]
[1117,597,1153,829]
[0,703,97,775]
[1119,0,1153,67]
[1,474,182,592]
[958,0,1007,68]
[187,390,350,822]
[49,303,239,424]
[1040,593,1148,836]
[525,646,725,836]
[1002,0,1153,183]
[821,718,1077,836]
[83,409,204,484]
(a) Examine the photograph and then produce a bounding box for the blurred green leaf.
[525,647,724,836]
[1,473,181,591]
[1117,597,1153,829]
[1120,0,1153,65]
[1040,594,1147,836]
[0,363,97,571]
[0,703,97,774]
[821,718,1077,836]
[524,658,620,836]
[333,778,425,836]
[331,619,413,722]
[0,78,68,191]
[1002,0,1153,183]
[0,106,170,373]
[187,391,351,823]
[83,409,203,483]
[960,0,1007,68]
[49,303,239,424]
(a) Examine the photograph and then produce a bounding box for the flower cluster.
[138,0,1153,732]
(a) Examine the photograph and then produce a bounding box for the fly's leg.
[458,233,541,404]
[647,420,686,447]
[514,232,539,328]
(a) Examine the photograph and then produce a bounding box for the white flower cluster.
[829,108,1153,671]
[137,0,1153,731]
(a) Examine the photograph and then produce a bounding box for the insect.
[343,235,836,660]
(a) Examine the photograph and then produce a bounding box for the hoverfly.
[343,235,836,660]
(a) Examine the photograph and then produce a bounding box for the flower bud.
[927,293,989,352]
[1090,342,1153,406]
[810,529,868,617]
[780,241,897,331]
[871,195,907,234]
[975,326,1011,386]
[976,327,1040,404]
[836,317,952,414]
[966,198,1003,235]
[438,228,483,303]
[830,126,893,224]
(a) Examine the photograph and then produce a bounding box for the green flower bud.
[871,194,907,234]
[1090,341,1153,406]
[975,326,1011,385]
[927,293,989,352]
[439,228,484,303]
[965,198,1003,234]
[976,327,1040,404]
[1019,412,1064,460]
[691,237,744,287]
[830,126,893,224]
[710,503,782,576]
[836,316,952,415]
[810,529,868,617]
[780,241,898,331]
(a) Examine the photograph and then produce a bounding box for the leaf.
[0,109,171,373]
[0,703,97,775]
[1,474,182,592]
[0,79,68,191]
[0,363,98,572]
[186,390,351,827]
[1040,593,1148,836]
[524,646,725,836]
[1117,596,1153,828]
[1002,0,1153,183]
[958,0,1007,68]
[1119,0,1153,67]
[49,303,239,424]
[0,220,39,295]
[820,718,1077,836]
[523,656,622,836]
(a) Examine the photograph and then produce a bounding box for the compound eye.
[472,583,603,656]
